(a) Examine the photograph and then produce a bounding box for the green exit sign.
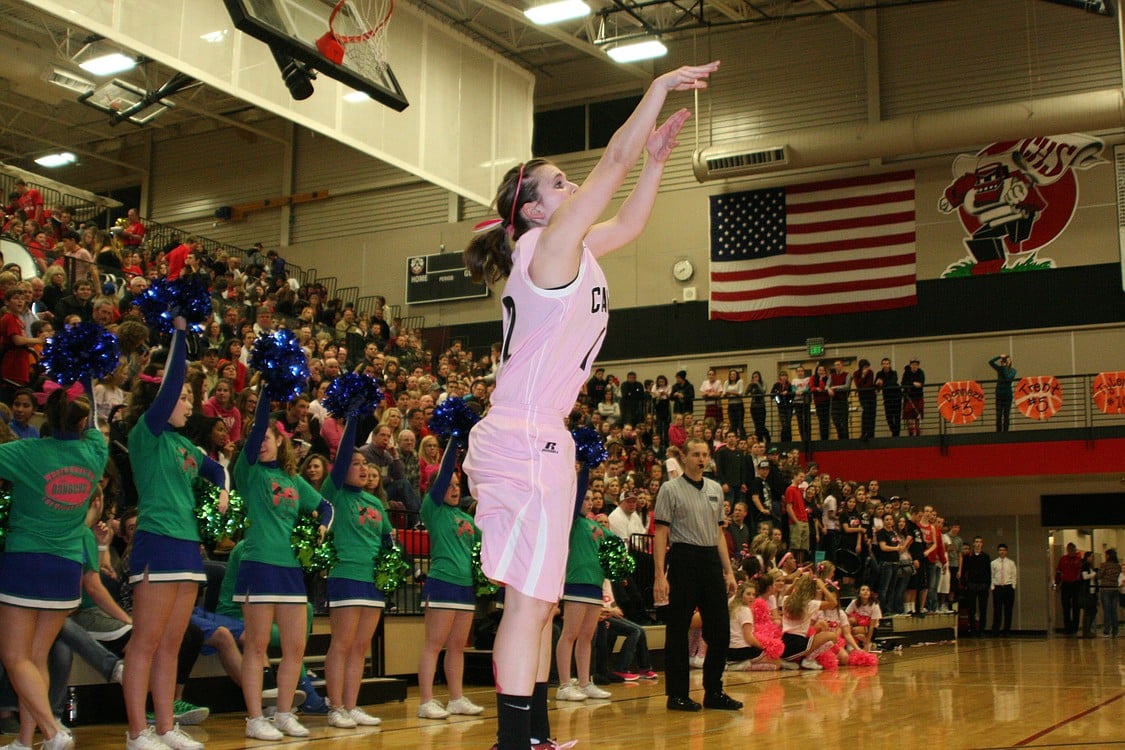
[807,338,825,357]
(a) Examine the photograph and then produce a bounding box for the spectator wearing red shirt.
[918,506,943,613]
[784,471,810,563]
[0,288,44,402]
[1055,542,1084,636]
[14,179,43,223]
[119,208,146,248]
[165,237,199,280]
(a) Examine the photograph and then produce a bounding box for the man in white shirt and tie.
[990,543,1017,636]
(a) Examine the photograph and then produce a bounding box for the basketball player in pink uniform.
[463,60,720,750]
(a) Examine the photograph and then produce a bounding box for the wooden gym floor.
[55,637,1124,750]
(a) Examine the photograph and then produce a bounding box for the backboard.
[223,0,409,111]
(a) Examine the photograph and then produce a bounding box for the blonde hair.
[783,576,817,619]
[729,581,756,618]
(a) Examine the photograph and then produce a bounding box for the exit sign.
[807,338,825,357]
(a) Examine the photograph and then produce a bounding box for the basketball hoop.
[315,0,394,90]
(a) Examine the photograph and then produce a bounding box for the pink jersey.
[489,227,609,416]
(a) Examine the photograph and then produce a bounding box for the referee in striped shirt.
[653,437,743,712]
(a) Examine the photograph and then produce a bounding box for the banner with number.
[1092,371,1125,415]
[938,380,985,424]
[1015,375,1063,420]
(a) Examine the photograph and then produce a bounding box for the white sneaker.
[327,706,357,729]
[40,731,73,750]
[725,660,752,672]
[417,699,451,719]
[348,707,381,726]
[244,717,283,742]
[126,728,167,750]
[446,696,484,716]
[2,741,31,750]
[157,724,203,750]
[111,660,125,684]
[554,682,588,702]
[578,682,611,699]
[689,656,705,669]
[800,657,824,670]
[779,660,800,670]
[272,712,309,738]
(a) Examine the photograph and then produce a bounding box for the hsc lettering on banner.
[1015,375,1063,420]
[1092,371,1125,415]
[937,380,985,425]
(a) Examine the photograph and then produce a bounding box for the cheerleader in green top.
[0,381,106,750]
[123,317,230,750]
[321,415,393,729]
[554,468,613,703]
[234,392,333,742]
[415,434,485,720]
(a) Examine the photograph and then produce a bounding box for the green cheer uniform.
[420,494,479,587]
[565,516,606,588]
[323,475,392,583]
[234,453,325,568]
[129,417,203,542]
[0,427,106,562]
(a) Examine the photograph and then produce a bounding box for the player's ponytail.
[464,159,549,286]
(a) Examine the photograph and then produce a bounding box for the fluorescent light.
[524,0,591,25]
[78,51,136,76]
[34,152,77,168]
[200,30,229,44]
[343,90,371,103]
[606,39,668,63]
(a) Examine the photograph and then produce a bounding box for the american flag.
[708,170,917,321]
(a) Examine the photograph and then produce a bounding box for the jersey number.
[500,296,605,373]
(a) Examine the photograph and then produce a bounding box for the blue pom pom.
[41,323,121,386]
[428,397,480,440]
[132,277,212,334]
[322,373,384,419]
[571,426,608,468]
[249,329,309,402]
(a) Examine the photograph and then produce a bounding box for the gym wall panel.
[880,0,1120,118]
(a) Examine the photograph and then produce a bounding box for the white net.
[323,0,393,89]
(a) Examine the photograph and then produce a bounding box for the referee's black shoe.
[703,691,743,711]
[666,696,702,712]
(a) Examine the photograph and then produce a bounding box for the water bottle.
[65,687,78,725]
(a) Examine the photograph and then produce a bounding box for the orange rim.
[328,0,394,44]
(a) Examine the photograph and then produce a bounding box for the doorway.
[1047,528,1124,636]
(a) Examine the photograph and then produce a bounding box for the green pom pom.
[598,534,635,581]
[374,546,409,594]
[471,540,499,597]
[194,482,247,545]
[290,512,337,573]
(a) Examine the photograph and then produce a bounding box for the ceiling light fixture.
[72,39,138,76]
[524,0,591,25]
[34,152,77,168]
[200,30,229,44]
[606,38,668,63]
[343,90,371,103]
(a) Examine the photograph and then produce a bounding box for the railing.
[0,174,104,227]
[672,373,1125,445]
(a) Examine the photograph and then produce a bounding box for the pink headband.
[139,373,162,384]
[778,552,794,567]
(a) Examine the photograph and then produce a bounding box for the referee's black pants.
[663,544,729,700]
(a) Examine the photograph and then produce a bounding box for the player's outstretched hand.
[658,61,720,92]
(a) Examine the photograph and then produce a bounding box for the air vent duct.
[693,145,788,180]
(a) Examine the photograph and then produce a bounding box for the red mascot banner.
[1092,371,1125,415]
[1015,375,1063,420]
[937,380,985,424]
